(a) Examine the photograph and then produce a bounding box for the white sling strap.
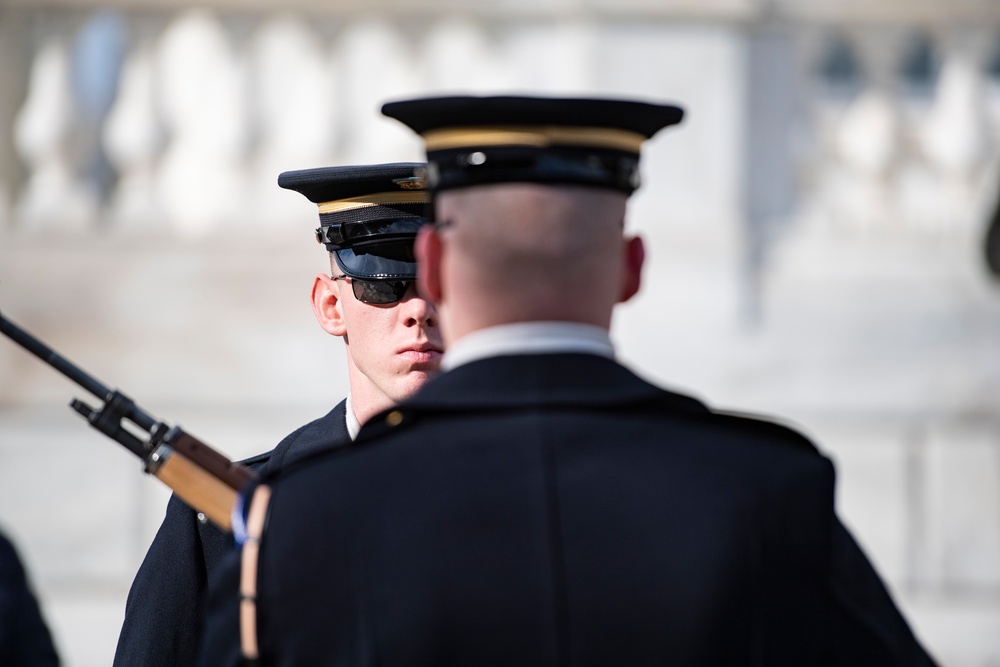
[240,484,273,661]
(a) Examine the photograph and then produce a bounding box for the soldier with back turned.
[200,95,937,666]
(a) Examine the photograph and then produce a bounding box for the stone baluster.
[985,39,1000,129]
[500,19,595,93]
[917,28,996,234]
[420,17,511,93]
[102,23,167,230]
[335,19,422,165]
[799,31,858,231]
[892,32,948,233]
[14,33,98,231]
[155,9,249,235]
[71,10,127,223]
[248,14,335,227]
[830,28,906,232]
[0,12,28,234]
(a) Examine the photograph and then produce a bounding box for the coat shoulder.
[264,400,349,473]
[698,408,820,455]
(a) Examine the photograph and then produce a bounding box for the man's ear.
[619,235,645,303]
[311,273,347,337]
[416,225,443,303]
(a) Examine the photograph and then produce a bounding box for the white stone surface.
[925,425,1000,590]
[905,595,1000,667]
[812,420,913,586]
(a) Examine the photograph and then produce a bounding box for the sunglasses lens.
[352,279,411,304]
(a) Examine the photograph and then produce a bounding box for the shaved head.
[419,183,644,344]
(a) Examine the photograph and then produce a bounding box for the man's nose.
[401,287,437,328]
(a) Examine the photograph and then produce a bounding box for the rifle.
[0,310,255,532]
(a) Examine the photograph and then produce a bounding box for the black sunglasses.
[332,274,414,305]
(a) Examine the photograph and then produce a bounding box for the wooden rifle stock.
[150,448,244,531]
[1,310,256,532]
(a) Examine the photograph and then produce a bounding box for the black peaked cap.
[278,163,429,281]
[381,95,684,194]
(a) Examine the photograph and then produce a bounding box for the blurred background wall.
[1,0,999,664]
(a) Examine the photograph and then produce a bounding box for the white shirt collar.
[344,393,360,441]
[442,321,615,372]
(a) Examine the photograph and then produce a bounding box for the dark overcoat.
[113,401,348,667]
[0,530,60,666]
[200,354,936,666]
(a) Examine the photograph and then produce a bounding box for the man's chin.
[392,369,440,401]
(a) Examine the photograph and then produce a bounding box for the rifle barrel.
[0,314,158,430]
[0,314,111,398]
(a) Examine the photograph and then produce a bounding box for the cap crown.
[381,96,684,194]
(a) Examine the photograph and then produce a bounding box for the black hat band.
[423,146,641,194]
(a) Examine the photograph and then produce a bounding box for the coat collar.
[271,400,350,470]
[400,353,707,415]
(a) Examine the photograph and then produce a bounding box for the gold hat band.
[318,191,430,215]
[422,125,647,154]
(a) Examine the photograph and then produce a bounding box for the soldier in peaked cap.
[114,164,442,667]
[198,97,936,667]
